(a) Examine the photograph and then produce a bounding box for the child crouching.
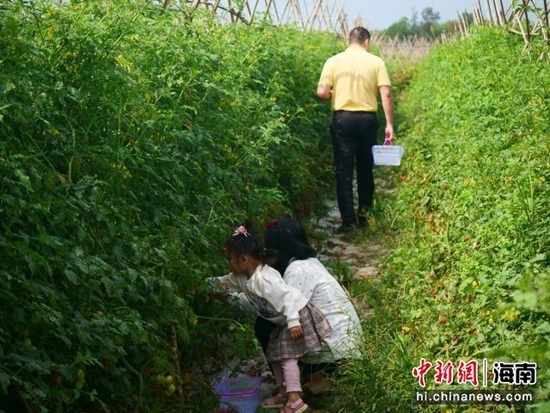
[207,224,332,412]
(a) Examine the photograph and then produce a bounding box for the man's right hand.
[385,125,394,142]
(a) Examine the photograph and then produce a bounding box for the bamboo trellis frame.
[373,34,436,66]
[160,0,549,64]
[161,0,350,37]
[469,0,550,59]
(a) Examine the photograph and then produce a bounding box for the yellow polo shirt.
[318,44,391,112]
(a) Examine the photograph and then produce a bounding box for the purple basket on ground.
[214,376,262,413]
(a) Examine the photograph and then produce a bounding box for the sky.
[343,0,476,30]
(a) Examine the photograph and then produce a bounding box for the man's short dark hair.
[349,27,371,44]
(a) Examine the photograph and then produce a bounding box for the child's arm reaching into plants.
[205,273,242,294]
[205,274,256,311]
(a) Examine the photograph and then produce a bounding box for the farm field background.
[1,0,549,412]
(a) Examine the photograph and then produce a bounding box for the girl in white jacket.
[208,224,332,413]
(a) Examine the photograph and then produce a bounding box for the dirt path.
[299,194,392,412]
[311,195,391,280]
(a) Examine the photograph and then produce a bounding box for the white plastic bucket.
[372,144,404,166]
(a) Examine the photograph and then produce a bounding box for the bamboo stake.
[310,0,323,30]
[472,5,480,24]
[264,0,277,25]
[274,0,283,26]
[336,5,347,38]
[523,0,531,43]
[499,0,507,23]
[325,0,336,32]
[504,1,514,22]
[305,0,323,31]
[170,320,185,409]
[292,0,305,30]
[544,0,550,60]
[243,0,252,23]
[249,0,260,23]
[304,0,317,31]
[12,384,34,413]
[319,0,332,31]
[463,9,471,34]
[457,12,465,37]
[227,0,234,22]
[280,0,292,25]
[323,0,334,32]
[513,12,530,47]
[492,0,501,25]
[476,0,485,24]
[285,0,297,28]
[476,6,484,25]
[328,0,347,36]
[485,0,494,24]
[326,0,337,33]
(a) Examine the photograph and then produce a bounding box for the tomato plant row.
[0,1,342,411]
[331,26,550,412]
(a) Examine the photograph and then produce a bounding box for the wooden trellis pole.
[318,0,330,31]
[273,0,284,26]
[248,0,260,23]
[474,0,484,24]
[175,0,356,35]
[291,0,303,27]
[523,0,531,43]
[499,0,507,23]
[335,4,347,38]
[485,0,495,24]
[241,0,255,24]
[458,11,467,37]
[492,0,501,24]
[292,0,306,29]
[542,0,550,60]
[279,0,295,27]
[326,0,337,32]
[305,0,322,31]
[479,0,486,23]
[323,0,336,32]
[265,0,279,26]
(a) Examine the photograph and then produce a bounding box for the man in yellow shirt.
[317,27,394,232]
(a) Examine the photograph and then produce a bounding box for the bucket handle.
[383,137,393,146]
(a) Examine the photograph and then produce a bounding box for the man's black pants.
[330,110,379,227]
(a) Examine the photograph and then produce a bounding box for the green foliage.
[335,26,550,412]
[382,7,470,39]
[0,0,341,410]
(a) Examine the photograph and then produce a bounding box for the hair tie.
[233,225,250,237]
[265,219,279,229]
